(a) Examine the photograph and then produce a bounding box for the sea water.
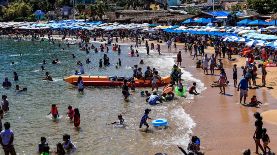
[0,38,204,154]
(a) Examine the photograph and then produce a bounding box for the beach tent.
[237,19,253,26]
[182,18,194,24]
[248,20,268,26]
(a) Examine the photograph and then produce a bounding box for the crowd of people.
[0,25,275,154]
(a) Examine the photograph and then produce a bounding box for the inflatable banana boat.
[63,75,171,87]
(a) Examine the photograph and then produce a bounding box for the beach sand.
[155,42,277,154]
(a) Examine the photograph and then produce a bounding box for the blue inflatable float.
[152,118,168,127]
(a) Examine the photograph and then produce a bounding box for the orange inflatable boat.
[63,75,171,87]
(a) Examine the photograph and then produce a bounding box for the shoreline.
[177,44,277,154]
[2,34,277,154]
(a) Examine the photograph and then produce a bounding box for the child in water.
[15,85,27,92]
[73,108,80,128]
[67,106,74,121]
[189,82,199,95]
[247,95,262,107]
[38,137,49,154]
[49,104,59,119]
[111,114,125,125]
[139,109,152,130]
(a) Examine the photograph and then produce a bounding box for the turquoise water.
[0,38,196,154]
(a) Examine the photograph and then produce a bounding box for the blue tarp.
[194,18,209,24]
[248,20,268,26]
[163,28,238,37]
[268,20,277,26]
[208,11,230,17]
[237,19,253,26]
[182,18,194,24]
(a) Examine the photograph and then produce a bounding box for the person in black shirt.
[2,77,11,88]
[13,72,18,81]
[122,80,129,100]
[38,137,49,154]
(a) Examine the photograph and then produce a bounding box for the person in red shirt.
[67,106,74,121]
[49,104,59,119]
[73,108,80,128]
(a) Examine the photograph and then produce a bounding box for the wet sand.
[154,42,277,154]
[180,45,277,154]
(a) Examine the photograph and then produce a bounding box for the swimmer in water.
[15,85,27,92]
[73,108,80,128]
[62,134,76,153]
[77,76,84,92]
[67,106,74,121]
[43,60,46,64]
[44,72,53,81]
[122,79,129,100]
[140,59,144,64]
[110,114,125,125]
[38,137,49,154]
[99,59,103,68]
[86,58,91,64]
[48,104,59,119]
[118,58,121,67]
[2,95,9,112]
[72,54,76,59]
[41,66,45,71]
[139,109,152,130]
[13,72,18,81]
[2,77,12,88]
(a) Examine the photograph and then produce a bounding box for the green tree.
[3,1,32,21]
[247,0,277,14]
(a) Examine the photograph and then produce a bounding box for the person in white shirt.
[0,122,16,155]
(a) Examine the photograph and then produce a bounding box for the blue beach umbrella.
[182,18,194,24]
[248,20,268,26]
[194,18,209,24]
[268,20,277,26]
[237,19,252,26]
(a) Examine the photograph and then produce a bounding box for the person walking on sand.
[210,54,216,75]
[218,69,227,95]
[176,51,182,67]
[0,122,16,155]
[237,77,249,104]
[202,54,210,75]
[233,64,238,87]
[253,113,265,154]
[261,64,267,86]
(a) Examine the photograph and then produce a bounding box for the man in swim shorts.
[237,77,249,104]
